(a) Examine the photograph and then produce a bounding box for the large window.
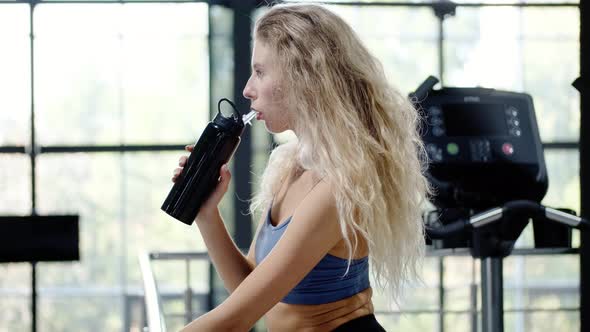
[0,4,30,147]
[0,2,210,331]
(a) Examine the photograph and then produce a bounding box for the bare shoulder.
[290,178,339,234]
[307,177,336,207]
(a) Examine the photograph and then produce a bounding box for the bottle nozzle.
[242,109,258,126]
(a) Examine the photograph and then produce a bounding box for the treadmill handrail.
[425,200,589,239]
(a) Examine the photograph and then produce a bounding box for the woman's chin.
[265,124,289,135]
[265,126,280,134]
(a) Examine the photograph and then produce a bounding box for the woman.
[173,4,430,331]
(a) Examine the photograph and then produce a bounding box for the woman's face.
[243,40,292,134]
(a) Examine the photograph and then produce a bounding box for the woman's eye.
[256,70,263,77]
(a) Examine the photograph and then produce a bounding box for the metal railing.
[138,252,167,332]
[138,251,215,332]
[137,247,580,332]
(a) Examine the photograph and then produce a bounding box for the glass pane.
[542,150,579,214]
[444,7,579,142]
[522,8,579,142]
[504,311,579,332]
[0,4,30,146]
[444,313,473,332]
[0,154,31,214]
[444,257,480,311]
[37,153,123,287]
[504,255,579,310]
[0,264,31,332]
[210,5,233,115]
[0,263,31,291]
[0,293,30,332]
[372,256,441,313]
[38,296,122,331]
[120,4,209,144]
[376,313,438,331]
[327,5,438,94]
[35,3,209,145]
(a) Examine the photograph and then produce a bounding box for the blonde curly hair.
[249,3,431,303]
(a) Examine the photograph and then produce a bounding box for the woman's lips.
[256,112,263,120]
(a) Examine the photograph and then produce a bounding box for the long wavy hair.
[249,3,431,303]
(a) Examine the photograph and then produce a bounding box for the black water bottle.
[162,99,256,225]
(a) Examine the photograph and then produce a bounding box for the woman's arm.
[174,147,262,294]
[194,208,264,293]
[181,181,343,331]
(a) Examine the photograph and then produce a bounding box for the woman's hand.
[172,144,232,221]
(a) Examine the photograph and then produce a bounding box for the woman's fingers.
[173,145,193,182]
[172,167,183,182]
[179,155,188,167]
[206,164,231,204]
[218,164,231,187]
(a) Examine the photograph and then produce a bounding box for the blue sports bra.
[254,206,370,305]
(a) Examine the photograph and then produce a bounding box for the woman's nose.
[243,77,256,100]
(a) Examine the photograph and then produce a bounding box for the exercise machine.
[412,76,590,332]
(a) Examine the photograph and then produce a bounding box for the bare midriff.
[264,287,374,332]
